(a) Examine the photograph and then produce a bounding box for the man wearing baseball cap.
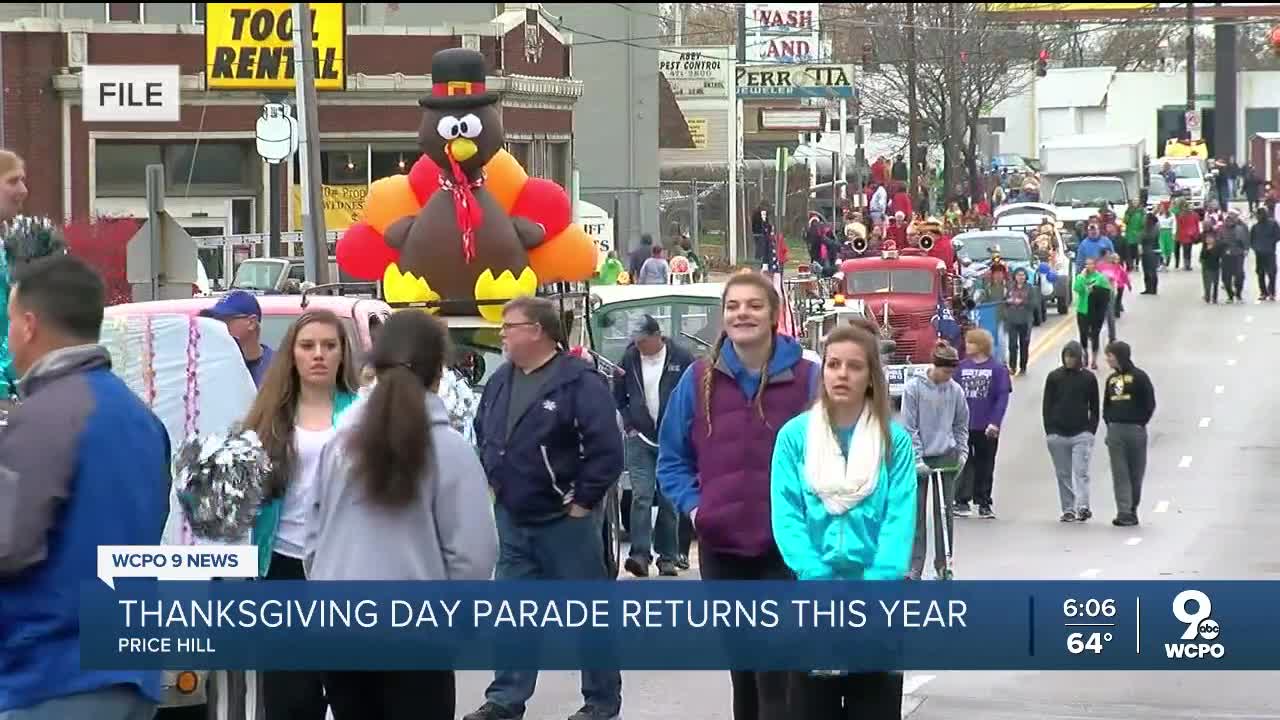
[613,314,693,577]
[199,290,274,387]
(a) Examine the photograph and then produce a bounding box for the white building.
[988,67,1280,162]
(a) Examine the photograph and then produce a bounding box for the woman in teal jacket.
[771,320,918,719]
[243,309,359,720]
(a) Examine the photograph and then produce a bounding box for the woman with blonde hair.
[0,150,31,397]
[243,309,360,720]
[658,270,820,720]
[954,329,1012,520]
[771,319,917,718]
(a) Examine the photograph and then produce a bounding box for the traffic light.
[1036,49,1049,77]
[862,41,875,72]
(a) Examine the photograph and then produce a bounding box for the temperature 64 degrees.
[1068,631,1113,654]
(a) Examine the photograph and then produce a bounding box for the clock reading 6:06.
[1063,599,1117,618]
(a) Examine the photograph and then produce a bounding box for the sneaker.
[623,555,650,578]
[953,502,972,517]
[463,702,524,720]
[676,554,690,571]
[1076,508,1092,522]
[656,560,679,577]
[568,704,621,720]
[978,505,996,519]
[1060,511,1077,522]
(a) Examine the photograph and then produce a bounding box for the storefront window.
[165,142,253,188]
[371,150,420,180]
[507,141,531,173]
[545,141,570,187]
[96,143,163,192]
[325,151,367,185]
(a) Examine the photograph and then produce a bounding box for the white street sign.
[81,65,180,122]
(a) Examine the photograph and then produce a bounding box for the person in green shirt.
[1122,199,1145,272]
[593,250,624,285]
[1072,257,1113,369]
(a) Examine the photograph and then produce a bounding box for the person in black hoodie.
[1103,341,1156,527]
[613,315,695,577]
[1042,341,1100,523]
[1250,206,1279,301]
[1200,232,1222,304]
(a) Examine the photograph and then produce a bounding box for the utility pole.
[945,2,962,206]
[728,3,745,266]
[293,2,330,285]
[1185,2,1196,118]
[905,3,920,199]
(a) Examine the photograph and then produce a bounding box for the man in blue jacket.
[0,255,171,719]
[613,315,693,578]
[1076,223,1115,264]
[466,296,625,720]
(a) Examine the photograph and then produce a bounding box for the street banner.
[81,579,1269,671]
[290,184,366,230]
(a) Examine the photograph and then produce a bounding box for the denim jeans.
[484,504,622,716]
[0,686,155,720]
[626,435,678,564]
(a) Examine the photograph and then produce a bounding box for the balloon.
[336,222,399,280]
[528,225,599,283]
[510,177,572,239]
[407,155,443,205]
[362,175,421,234]
[483,150,529,212]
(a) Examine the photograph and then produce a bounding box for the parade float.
[335,47,599,323]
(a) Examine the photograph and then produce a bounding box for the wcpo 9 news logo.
[1166,590,1224,660]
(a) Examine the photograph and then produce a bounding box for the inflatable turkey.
[336,48,598,322]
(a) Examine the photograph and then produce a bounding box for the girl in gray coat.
[306,310,498,720]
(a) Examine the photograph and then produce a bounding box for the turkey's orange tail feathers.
[529,225,599,283]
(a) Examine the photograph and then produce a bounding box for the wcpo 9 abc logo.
[1165,590,1225,659]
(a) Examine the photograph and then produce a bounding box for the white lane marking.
[1126,537,1143,546]
[903,673,937,696]
[1226,358,1237,366]
[1080,568,1102,578]
[1214,385,1225,394]
[1246,315,1254,324]
[1199,417,1212,428]
[1179,455,1193,468]
[1237,334,1247,343]
[1154,500,1170,513]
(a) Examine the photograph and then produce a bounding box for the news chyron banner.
[86,546,1270,671]
[204,3,346,91]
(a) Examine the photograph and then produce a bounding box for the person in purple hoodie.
[953,329,1012,519]
[658,270,820,720]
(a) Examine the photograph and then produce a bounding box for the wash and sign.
[205,3,346,90]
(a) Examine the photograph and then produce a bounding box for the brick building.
[0,4,580,283]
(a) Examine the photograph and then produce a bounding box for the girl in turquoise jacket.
[770,320,918,718]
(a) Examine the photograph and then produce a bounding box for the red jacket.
[891,191,913,219]
[871,159,888,186]
[1176,210,1200,245]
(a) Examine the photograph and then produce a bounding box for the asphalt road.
[454,265,1280,719]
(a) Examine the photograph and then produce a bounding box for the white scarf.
[803,402,883,515]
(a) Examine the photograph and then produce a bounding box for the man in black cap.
[612,315,693,577]
[199,290,274,387]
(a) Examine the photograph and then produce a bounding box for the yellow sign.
[985,3,1154,10]
[687,118,708,149]
[291,184,367,230]
[205,3,345,90]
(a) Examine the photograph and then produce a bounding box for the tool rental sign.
[205,3,346,91]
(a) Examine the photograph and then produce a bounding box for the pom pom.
[173,426,271,543]
[1,215,67,267]
[336,221,400,280]
[510,177,572,239]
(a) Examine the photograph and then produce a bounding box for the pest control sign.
[204,3,346,90]
[81,65,180,122]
